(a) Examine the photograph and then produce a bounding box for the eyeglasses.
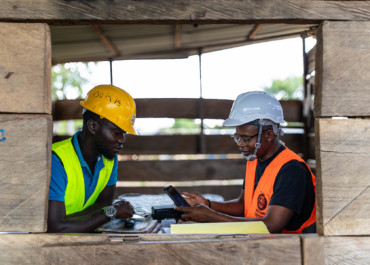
[231,133,259,144]
[231,130,270,144]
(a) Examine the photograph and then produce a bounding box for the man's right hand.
[113,200,134,219]
[182,192,208,206]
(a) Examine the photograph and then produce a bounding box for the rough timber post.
[0,23,52,232]
[314,21,370,264]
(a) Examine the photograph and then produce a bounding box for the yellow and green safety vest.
[52,138,114,215]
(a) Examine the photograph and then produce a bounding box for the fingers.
[175,206,187,212]
[182,192,198,198]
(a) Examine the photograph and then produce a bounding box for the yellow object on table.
[170,221,269,234]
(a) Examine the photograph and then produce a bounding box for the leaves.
[263,76,303,100]
[51,62,92,100]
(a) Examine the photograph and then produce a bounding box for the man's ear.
[87,119,99,135]
[265,130,275,142]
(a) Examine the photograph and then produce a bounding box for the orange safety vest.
[244,147,316,233]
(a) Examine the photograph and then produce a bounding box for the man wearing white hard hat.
[177,91,316,233]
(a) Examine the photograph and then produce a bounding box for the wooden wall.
[0,1,370,264]
[315,21,370,237]
[0,23,52,232]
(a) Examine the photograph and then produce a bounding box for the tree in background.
[263,76,303,100]
[51,63,91,101]
[52,62,93,134]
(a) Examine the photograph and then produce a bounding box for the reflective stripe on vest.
[52,138,114,215]
[244,147,316,233]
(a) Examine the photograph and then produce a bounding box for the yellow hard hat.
[80,84,138,135]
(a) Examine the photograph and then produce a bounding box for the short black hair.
[82,109,101,129]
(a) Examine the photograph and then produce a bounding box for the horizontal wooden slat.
[118,159,245,182]
[323,236,370,265]
[0,234,302,265]
[0,23,51,114]
[0,114,52,232]
[315,118,370,236]
[53,133,304,155]
[52,98,303,122]
[115,185,243,201]
[315,21,370,117]
[307,45,316,75]
[1,0,369,22]
[52,99,83,120]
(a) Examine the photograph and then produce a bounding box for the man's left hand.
[176,204,215,222]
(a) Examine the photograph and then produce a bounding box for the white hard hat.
[223,91,285,127]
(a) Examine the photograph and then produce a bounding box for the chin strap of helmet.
[245,121,264,161]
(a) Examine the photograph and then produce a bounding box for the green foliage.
[171,119,199,129]
[161,119,201,135]
[51,63,91,100]
[263,76,303,100]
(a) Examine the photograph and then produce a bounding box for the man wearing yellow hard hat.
[48,85,138,233]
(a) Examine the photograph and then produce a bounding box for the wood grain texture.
[315,21,370,117]
[0,234,302,265]
[118,159,245,182]
[0,114,52,232]
[0,1,369,22]
[324,236,370,265]
[315,118,370,235]
[52,98,303,122]
[300,234,324,265]
[115,185,243,201]
[53,133,305,156]
[0,23,51,114]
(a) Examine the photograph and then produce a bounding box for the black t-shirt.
[243,145,316,232]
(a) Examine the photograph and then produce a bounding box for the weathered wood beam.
[0,114,52,232]
[117,158,245,182]
[247,24,263,40]
[115,185,243,201]
[1,1,369,23]
[315,21,370,117]
[52,98,303,122]
[175,24,182,49]
[91,25,120,57]
[0,234,302,265]
[315,118,370,235]
[0,23,51,114]
[307,45,316,75]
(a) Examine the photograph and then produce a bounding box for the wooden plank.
[53,133,304,155]
[41,237,301,265]
[118,159,245,182]
[323,236,370,265]
[315,21,370,117]
[0,114,52,232]
[0,1,369,22]
[300,235,324,265]
[0,23,51,114]
[115,185,243,201]
[0,234,302,265]
[315,118,370,236]
[52,99,83,121]
[124,133,303,155]
[54,133,304,155]
[52,98,303,122]
[307,45,316,75]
